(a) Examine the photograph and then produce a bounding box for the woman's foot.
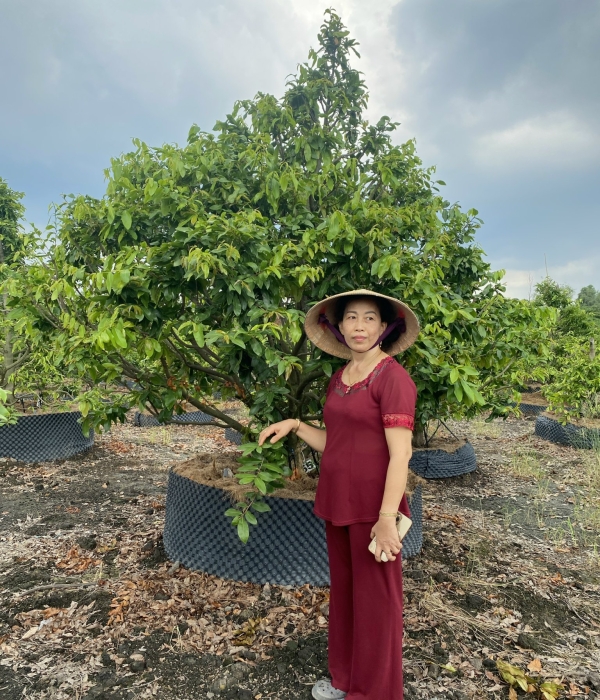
[311,678,347,700]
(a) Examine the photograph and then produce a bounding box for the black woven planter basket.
[164,472,423,586]
[0,412,94,463]
[409,441,477,479]
[134,410,213,427]
[509,401,547,417]
[535,415,600,450]
[224,427,243,445]
[519,403,547,417]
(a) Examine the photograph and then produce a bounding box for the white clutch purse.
[368,513,412,562]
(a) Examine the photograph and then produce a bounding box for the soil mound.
[518,391,547,407]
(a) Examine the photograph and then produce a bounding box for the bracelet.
[292,418,301,434]
[379,510,399,517]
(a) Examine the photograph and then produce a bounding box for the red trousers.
[326,520,405,700]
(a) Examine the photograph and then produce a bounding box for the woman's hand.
[258,419,297,446]
[370,517,402,563]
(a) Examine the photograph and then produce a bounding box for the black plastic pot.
[519,403,547,417]
[409,441,477,479]
[535,415,600,450]
[163,472,423,586]
[509,401,547,417]
[134,410,213,427]
[0,412,94,463]
[224,427,243,445]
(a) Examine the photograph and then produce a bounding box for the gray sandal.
[311,678,347,700]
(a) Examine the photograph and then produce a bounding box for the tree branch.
[31,302,61,329]
[292,330,307,357]
[295,368,325,397]
[181,391,245,432]
[163,338,231,383]
[481,359,516,388]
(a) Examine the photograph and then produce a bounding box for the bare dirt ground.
[1,408,600,700]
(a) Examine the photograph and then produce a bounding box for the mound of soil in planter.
[518,391,547,407]
[172,452,425,501]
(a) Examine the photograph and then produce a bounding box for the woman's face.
[338,299,387,353]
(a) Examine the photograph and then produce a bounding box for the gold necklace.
[344,352,387,388]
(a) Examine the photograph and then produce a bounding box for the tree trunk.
[412,423,427,448]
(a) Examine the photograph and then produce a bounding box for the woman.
[258,289,419,700]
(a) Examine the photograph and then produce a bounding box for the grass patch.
[508,448,545,480]
[564,446,600,548]
[145,427,174,446]
[469,417,502,439]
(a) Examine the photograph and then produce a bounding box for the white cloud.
[473,111,600,171]
[501,256,600,299]
[502,269,537,301]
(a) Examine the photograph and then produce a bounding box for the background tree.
[578,285,600,322]
[533,278,573,310]
[0,178,32,421]
[533,278,599,418]
[534,277,598,338]
[11,11,553,539]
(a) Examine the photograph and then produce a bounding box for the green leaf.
[461,379,475,402]
[453,382,464,402]
[121,211,132,231]
[251,501,271,513]
[193,325,205,348]
[237,519,250,543]
[254,477,267,495]
[439,663,456,673]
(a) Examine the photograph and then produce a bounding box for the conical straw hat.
[304,288,420,359]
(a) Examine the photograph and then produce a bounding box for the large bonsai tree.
[11,12,552,539]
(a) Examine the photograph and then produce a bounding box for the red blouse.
[313,356,417,526]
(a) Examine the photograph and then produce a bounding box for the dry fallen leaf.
[528,658,543,673]
[21,626,39,640]
[56,546,101,573]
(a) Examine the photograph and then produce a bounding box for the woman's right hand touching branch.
[258,419,298,446]
[258,419,327,453]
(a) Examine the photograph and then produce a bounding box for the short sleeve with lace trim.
[376,361,417,431]
[382,413,415,430]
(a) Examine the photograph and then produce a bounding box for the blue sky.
[1,0,599,298]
